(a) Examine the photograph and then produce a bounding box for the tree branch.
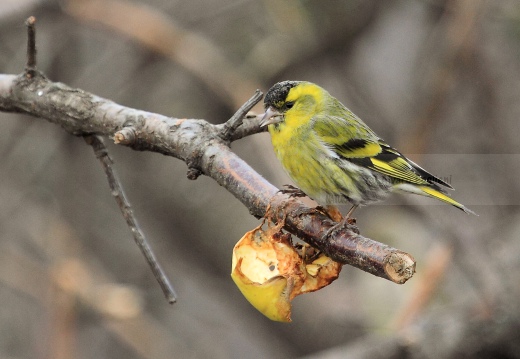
[0,71,415,284]
[0,17,415,285]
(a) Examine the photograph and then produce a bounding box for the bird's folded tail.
[398,184,477,215]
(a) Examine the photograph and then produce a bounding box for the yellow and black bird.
[260,80,475,216]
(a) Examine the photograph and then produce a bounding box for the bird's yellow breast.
[266,82,334,200]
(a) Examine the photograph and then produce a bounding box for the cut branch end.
[384,252,416,284]
[114,127,136,145]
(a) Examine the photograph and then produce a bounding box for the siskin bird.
[260,80,476,216]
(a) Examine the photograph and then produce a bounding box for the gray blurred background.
[1,0,519,358]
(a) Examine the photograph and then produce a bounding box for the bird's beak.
[260,107,283,127]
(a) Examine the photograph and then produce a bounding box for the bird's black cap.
[264,81,300,109]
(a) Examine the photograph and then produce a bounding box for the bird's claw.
[315,205,343,222]
[322,217,360,241]
[294,242,322,263]
[279,184,307,198]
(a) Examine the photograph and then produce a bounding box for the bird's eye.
[286,101,295,109]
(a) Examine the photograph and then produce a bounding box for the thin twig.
[221,89,263,141]
[63,0,259,108]
[84,135,177,304]
[25,16,37,77]
[393,243,452,329]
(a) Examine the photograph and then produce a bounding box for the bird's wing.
[311,114,382,158]
[312,115,452,189]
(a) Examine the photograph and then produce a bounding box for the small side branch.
[25,16,37,77]
[84,135,177,303]
[221,89,263,141]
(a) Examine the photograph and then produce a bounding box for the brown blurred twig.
[392,243,453,330]
[400,0,484,155]
[63,0,259,109]
[0,229,180,359]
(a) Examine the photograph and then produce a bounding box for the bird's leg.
[320,205,343,222]
[345,205,359,224]
[322,204,360,240]
[279,184,307,198]
[315,204,356,223]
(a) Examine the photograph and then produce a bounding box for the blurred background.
[1,0,520,358]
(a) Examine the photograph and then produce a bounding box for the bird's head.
[260,81,325,129]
